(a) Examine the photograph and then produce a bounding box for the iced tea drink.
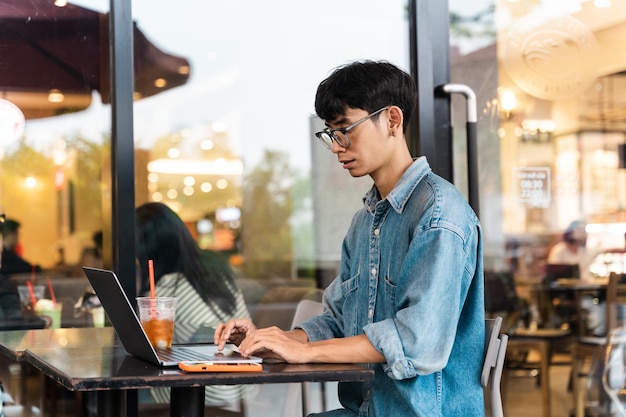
[136,296,177,348]
[141,317,174,348]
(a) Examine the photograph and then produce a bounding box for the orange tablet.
[179,361,262,373]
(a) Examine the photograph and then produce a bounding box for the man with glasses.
[216,60,485,416]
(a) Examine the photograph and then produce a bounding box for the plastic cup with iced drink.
[34,299,63,329]
[17,284,45,317]
[136,297,177,348]
[91,306,105,328]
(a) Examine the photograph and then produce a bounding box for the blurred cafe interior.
[3,0,626,416]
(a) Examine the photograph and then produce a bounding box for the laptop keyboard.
[155,347,208,362]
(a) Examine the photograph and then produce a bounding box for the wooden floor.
[504,363,574,417]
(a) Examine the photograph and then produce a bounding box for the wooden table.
[0,327,375,417]
[0,327,119,416]
[538,278,608,417]
[550,278,608,291]
[0,327,116,360]
[549,278,608,337]
[0,317,46,332]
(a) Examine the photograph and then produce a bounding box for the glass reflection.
[0,0,409,303]
[129,0,408,283]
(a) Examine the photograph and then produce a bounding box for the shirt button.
[374,228,380,235]
[368,309,373,318]
[371,268,376,275]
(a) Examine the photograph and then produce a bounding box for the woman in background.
[135,201,251,406]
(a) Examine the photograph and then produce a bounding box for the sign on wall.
[514,167,551,207]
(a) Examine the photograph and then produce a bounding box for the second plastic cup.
[136,297,177,348]
[34,300,63,329]
[17,284,45,317]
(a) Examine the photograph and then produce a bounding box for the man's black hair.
[314,60,417,132]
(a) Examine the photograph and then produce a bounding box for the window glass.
[450,0,626,287]
[130,1,409,285]
[0,0,110,327]
[0,0,110,270]
[0,0,409,328]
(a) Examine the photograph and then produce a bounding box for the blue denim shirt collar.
[363,156,430,214]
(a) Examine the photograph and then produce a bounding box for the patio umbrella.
[0,0,191,119]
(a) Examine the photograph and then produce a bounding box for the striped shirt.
[148,272,254,406]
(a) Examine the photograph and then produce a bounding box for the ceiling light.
[0,98,25,143]
[25,176,37,188]
[212,121,226,132]
[200,182,212,193]
[200,139,214,150]
[148,159,243,176]
[48,89,65,103]
[216,179,228,189]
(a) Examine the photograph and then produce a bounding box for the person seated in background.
[547,221,606,334]
[0,273,22,322]
[0,219,41,276]
[79,230,104,269]
[0,261,26,408]
[135,202,252,407]
[547,220,590,269]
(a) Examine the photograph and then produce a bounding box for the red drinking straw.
[26,280,37,307]
[148,259,156,318]
[46,276,56,305]
[148,259,156,299]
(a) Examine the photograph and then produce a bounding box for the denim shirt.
[300,157,485,417]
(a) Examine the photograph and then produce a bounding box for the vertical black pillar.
[109,0,136,296]
[408,0,453,182]
[109,1,137,416]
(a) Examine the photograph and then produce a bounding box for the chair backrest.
[290,299,323,330]
[287,300,325,417]
[253,287,323,330]
[484,271,521,314]
[483,316,508,417]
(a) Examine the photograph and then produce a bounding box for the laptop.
[82,266,262,367]
[544,263,580,286]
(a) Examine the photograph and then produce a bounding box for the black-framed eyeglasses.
[315,106,389,150]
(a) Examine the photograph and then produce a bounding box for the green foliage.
[449,4,495,40]
[241,150,294,278]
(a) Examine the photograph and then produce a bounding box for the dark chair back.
[484,271,528,331]
[485,271,519,313]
